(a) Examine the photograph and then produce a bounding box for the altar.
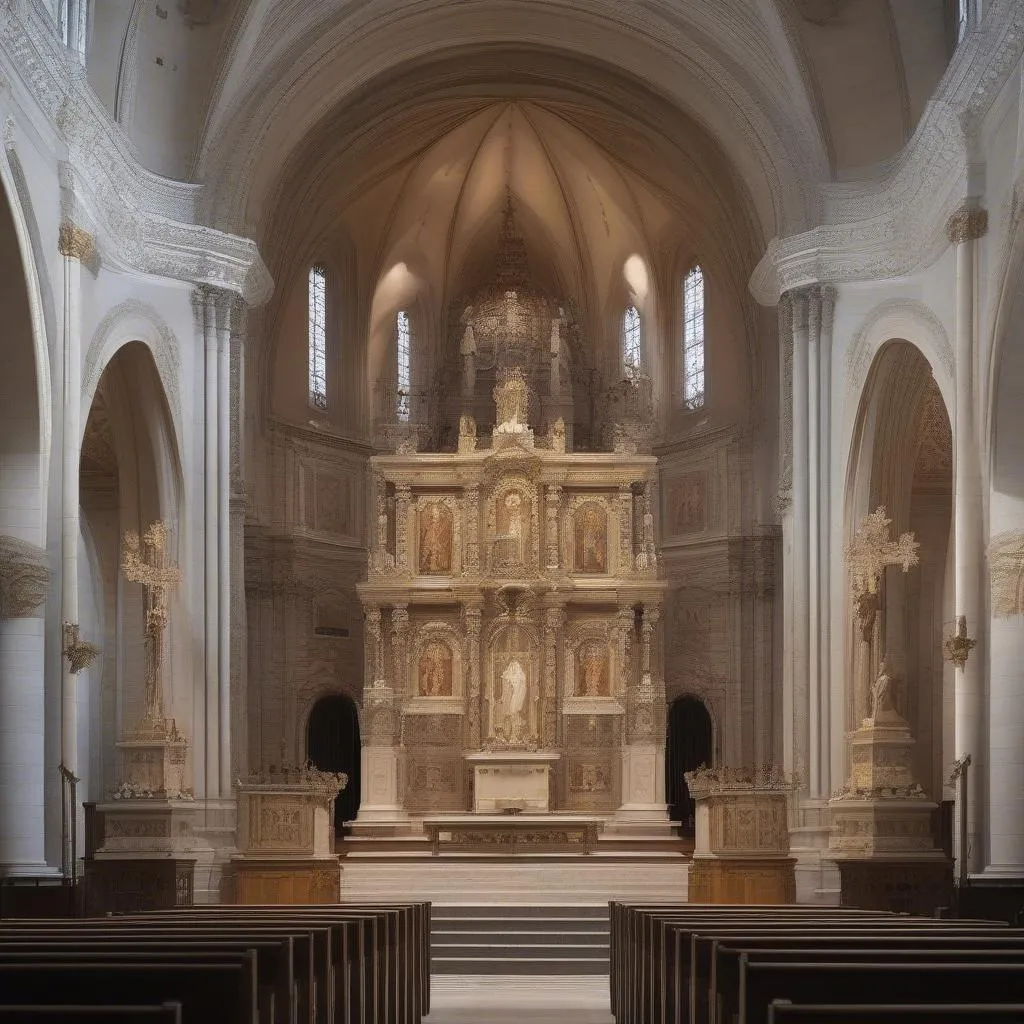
[465,750,560,813]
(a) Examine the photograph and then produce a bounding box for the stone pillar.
[948,205,987,875]
[618,484,634,573]
[617,604,668,831]
[818,288,835,795]
[395,485,411,574]
[544,485,561,570]
[464,602,483,749]
[0,536,52,875]
[58,223,92,785]
[391,604,410,701]
[200,287,221,798]
[542,604,564,748]
[228,305,247,781]
[364,605,382,686]
[215,293,233,798]
[464,484,480,573]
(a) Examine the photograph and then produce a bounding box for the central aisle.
[423,976,614,1023]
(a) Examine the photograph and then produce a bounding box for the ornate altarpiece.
[355,381,667,828]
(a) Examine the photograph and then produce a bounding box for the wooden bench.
[739,961,1024,1024]
[767,1002,1024,1023]
[0,1006,183,1022]
[0,961,257,1024]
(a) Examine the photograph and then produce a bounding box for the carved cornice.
[58,221,95,262]
[946,205,989,245]
[0,2,273,304]
[0,535,50,619]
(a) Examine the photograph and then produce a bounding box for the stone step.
[433,927,609,941]
[433,942,608,959]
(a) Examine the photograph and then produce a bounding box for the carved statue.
[494,367,530,433]
[496,658,529,743]
[575,505,607,573]
[579,643,608,697]
[550,416,566,453]
[458,414,477,453]
[869,657,896,722]
[418,641,452,697]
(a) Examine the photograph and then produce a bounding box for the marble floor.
[424,976,615,1023]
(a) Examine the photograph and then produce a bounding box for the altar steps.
[431,905,610,975]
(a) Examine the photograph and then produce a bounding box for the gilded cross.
[121,520,181,727]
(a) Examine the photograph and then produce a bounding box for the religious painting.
[576,640,610,697]
[574,503,608,573]
[418,501,453,574]
[667,472,706,535]
[418,641,453,698]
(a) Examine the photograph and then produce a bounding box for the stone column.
[618,484,634,573]
[228,302,247,781]
[818,287,835,795]
[617,604,668,831]
[947,206,987,875]
[391,604,410,701]
[0,536,52,875]
[463,484,480,574]
[395,485,411,574]
[544,485,561,570]
[58,223,93,783]
[215,293,234,798]
[542,605,564,748]
[463,603,483,749]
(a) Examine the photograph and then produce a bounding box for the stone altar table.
[466,751,560,813]
[422,814,603,854]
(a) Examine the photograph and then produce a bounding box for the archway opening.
[665,695,713,835]
[307,694,362,833]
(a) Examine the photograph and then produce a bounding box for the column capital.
[58,221,95,263]
[0,536,50,619]
[946,205,988,245]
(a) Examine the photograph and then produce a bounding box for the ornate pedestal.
[686,766,796,905]
[829,715,952,915]
[230,765,346,904]
[466,751,560,812]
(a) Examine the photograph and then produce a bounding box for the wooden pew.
[0,961,258,1024]
[738,961,1024,1024]
[767,1002,1024,1023]
[690,924,1021,1024]
[0,1006,183,1022]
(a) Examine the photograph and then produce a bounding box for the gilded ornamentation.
[63,622,100,674]
[0,535,50,619]
[943,615,977,668]
[846,506,919,638]
[946,205,989,245]
[58,221,95,262]
[989,530,1024,618]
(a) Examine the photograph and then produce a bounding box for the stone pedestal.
[615,741,669,830]
[354,744,408,826]
[829,715,952,914]
[465,751,559,812]
[115,732,189,800]
[685,765,796,905]
[230,765,346,904]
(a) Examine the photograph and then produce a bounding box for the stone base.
[687,856,796,904]
[94,799,196,855]
[116,728,189,800]
[229,857,341,904]
[83,855,195,915]
[836,857,953,915]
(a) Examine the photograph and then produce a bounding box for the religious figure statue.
[869,657,898,722]
[458,414,477,453]
[495,658,529,744]
[579,643,608,697]
[121,520,181,734]
[575,505,607,573]
[494,367,530,433]
[418,641,452,697]
[550,416,566,453]
[419,502,453,574]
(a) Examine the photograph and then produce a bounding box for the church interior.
[2,0,1024,1018]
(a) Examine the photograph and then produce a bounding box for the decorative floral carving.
[0,535,49,619]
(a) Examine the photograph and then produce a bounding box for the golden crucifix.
[121,520,181,729]
[845,506,919,640]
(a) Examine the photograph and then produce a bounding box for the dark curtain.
[307,695,362,834]
[665,695,713,835]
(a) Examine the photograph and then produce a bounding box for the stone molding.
[748,0,1024,302]
[946,205,989,245]
[0,534,49,618]
[0,1,272,304]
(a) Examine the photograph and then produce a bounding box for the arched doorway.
[665,695,713,835]
[307,694,361,833]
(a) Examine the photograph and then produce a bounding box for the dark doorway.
[307,694,361,834]
[665,695,713,835]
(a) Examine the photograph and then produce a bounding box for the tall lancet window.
[308,264,328,411]
[396,310,411,422]
[622,304,642,381]
[682,265,705,410]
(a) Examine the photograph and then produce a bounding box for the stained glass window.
[396,310,411,422]
[308,265,327,411]
[623,304,642,381]
[682,265,705,410]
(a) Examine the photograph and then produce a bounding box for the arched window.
[622,304,642,381]
[682,265,705,410]
[58,0,89,65]
[396,310,411,422]
[308,265,327,411]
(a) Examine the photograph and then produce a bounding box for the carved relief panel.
[407,621,463,713]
